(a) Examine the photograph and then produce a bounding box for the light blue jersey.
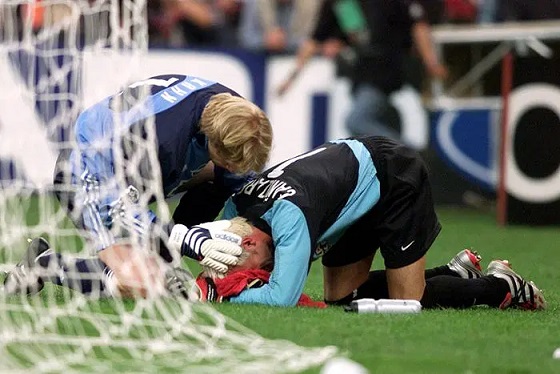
[66,74,245,250]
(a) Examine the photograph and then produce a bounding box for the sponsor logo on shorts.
[401,241,415,251]
[314,241,331,258]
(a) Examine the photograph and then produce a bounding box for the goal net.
[0,1,337,372]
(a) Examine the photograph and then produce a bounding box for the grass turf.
[2,206,560,373]
[212,207,560,374]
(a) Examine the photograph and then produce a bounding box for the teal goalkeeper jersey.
[222,138,381,306]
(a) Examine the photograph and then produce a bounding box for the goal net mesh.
[0,1,337,372]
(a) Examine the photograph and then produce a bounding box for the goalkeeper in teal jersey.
[207,136,545,311]
[5,136,546,311]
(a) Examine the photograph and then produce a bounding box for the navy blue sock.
[37,253,108,295]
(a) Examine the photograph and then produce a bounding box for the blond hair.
[200,93,273,174]
[226,216,253,237]
[201,217,273,280]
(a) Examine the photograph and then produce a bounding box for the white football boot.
[447,249,483,279]
[487,260,547,310]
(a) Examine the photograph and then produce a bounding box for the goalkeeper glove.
[168,221,243,274]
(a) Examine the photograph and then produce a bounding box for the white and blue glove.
[168,221,243,274]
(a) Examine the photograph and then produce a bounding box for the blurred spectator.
[149,0,242,47]
[20,2,74,30]
[497,0,560,22]
[148,1,173,45]
[477,0,497,24]
[238,0,322,53]
[278,0,447,144]
[216,0,244,47]
[444,0,477,24]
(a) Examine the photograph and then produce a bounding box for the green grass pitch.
[212,207,560,374]
[2,206,559,373]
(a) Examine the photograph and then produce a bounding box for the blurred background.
[2,0,560,227]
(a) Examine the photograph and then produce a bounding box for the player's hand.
[427,62,448,80]
[168,221,243,274]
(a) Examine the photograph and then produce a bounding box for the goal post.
[0,1,337,372]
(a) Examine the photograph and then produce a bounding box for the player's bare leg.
[323,253,374,302]
[386,255,426,300]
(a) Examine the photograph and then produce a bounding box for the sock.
[351,265,458,301]
[426,265,457,279]
[420,275,511,309]
[325,292,356,306]
[37,253,109,295]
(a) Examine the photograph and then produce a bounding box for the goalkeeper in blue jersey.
[23,74,273,296]
[187,136,545,310]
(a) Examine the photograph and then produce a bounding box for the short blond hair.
[227,217,254,238]
[202,217,274,279]
[200,93,273,174]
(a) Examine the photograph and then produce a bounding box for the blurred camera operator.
[278,0,447,143]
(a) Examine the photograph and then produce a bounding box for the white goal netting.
[0,1,337,372]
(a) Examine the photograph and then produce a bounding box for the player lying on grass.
[53,73,273,292]
[202,135,546,310]
[198,246,547,310]
[2,222,546,311]
[2,218,270,299]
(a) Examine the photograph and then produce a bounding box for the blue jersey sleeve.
[229,200,311,306]
[74,103,156,248]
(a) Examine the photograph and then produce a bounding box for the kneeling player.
[52,73,273,295]
[195,242,547,310]
[209,136,547,310]
[4,219,546,311]
[167,216,547,310]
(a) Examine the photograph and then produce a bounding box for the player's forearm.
[295,39,318,72]
[229,284,300,307]
[228,243,310,307]
[412,22,441,71]
[168,0,215,28]
[230,239,310,306]
[277,39,318,96]
[256,0,277,33]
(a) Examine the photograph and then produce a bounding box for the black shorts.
[322,136,441,269]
